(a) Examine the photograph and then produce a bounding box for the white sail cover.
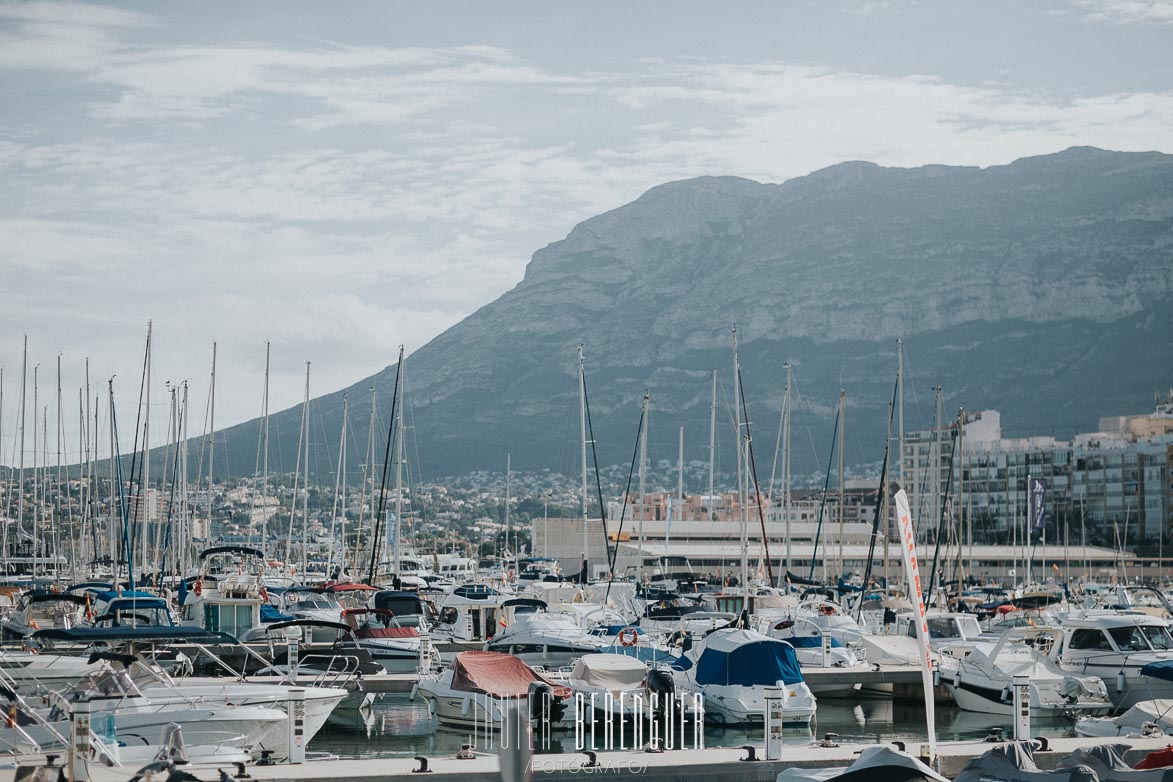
[571,654,646,693]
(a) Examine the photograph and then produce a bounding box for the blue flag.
[1029,478,1047,531]
[177,577,189,606]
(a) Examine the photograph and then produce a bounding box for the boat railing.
[0,664,63,754]
[306,653,362,690]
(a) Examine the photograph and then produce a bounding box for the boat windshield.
[74,669,143,700]
[1108,625,1173,652]
[1141,625,1173,651]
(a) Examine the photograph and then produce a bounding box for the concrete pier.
[4,736,1168,782]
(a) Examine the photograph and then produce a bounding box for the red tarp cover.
[450,651,569,698]
[1136,746,1173,770]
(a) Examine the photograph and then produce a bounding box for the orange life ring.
[618,627,639,647]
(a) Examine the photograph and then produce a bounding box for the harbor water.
[308,694,1078,760]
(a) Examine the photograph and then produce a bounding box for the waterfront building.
[901,395,1173,551]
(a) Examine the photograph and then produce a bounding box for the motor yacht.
[942,626,1112,716]
[673,627,816,725]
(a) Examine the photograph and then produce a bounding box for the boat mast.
[108,383,117,583]
[708,368,717,521]
[262,343,271,549]
[783,363,792,575]
[32,363,39,575]
[732,327,748,607]
[15,338,27,573]
[578,345,589,580]
[732,326,741,531]
[504,452,511,559]
[180,381,189,577]
[837,388,846,582]
[300,361,311,577]
[891,339,904,586]
[328,394,348,579]
[286,360,308,568]
[636,392,649,587]
[392,357,405,578]
[55,356,67,579]
[207,341,216,546]
[676,424,684,521]
[142,321,152,581]
[355,385,375,576]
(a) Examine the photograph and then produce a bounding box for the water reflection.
[308,695,1077,760]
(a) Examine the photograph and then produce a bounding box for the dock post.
[1012,674,1030,740]
[821,632,831,668]
[764,686,784,760]
[70,698,91,782]
[289,638,300,678]
[287,688,306,764]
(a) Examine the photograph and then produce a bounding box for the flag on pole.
[1029,478,1047,531]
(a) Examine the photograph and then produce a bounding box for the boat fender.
[1117,671,1126,693]
[461,696,471,717]
[1000,686,1012,703]
[952,672,960,689]
[409,684,418,701]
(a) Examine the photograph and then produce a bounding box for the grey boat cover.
[1058,744,1173,781]
[954,742,1099,782]
[775,745,948,782]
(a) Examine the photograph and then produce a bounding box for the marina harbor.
[4,3,1173,779]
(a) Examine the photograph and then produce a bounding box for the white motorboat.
[0,650,105,694]
[340,607,428,673]
[759,614,870,698]
[177,545,267,641]
[942,626,1112,717]
[430,583,508,661]
[413,650,568,730]
[0,667,291,758]
[1058,613,1173,708]
[1075,698,1173,737]
[485,601,608,668]
[565,653,693,722]
[674,628,816,726]
[0,591,87,640]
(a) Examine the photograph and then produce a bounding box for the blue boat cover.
[260,604,295,623]
[1140,660,1173,682]
[95,590,158,602]
[694,629,803,686]
[785,635,844,649]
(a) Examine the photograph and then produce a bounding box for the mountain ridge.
[206,146,1173,482]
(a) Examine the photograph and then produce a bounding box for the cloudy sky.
[2,0,1172,461]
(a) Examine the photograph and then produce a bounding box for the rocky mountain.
[213,146,1173,484]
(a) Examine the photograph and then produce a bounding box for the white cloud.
[1074,0,1173,24]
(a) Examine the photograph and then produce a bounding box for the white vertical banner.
[895,487,937,761]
